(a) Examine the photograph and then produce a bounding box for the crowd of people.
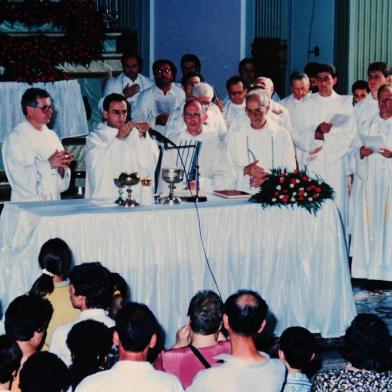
[1,53,392,390]
[0,238,390,391]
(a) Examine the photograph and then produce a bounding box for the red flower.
[279,177,285,183]
[302,176,308,181]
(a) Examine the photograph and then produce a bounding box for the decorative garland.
[250,168,335,215]
[0,0,104,82]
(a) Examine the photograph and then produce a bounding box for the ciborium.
[114,172,140,207]
[161,168,184,205]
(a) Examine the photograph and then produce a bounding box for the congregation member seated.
[158,100,235,195]
[187,289,285,392]
[49,262,114,366]
[311,313,392,391]
[99,52,154,112]
[166,82,227,140]
[132,59,186,132]
[66,320,113,391]
[85,93,159,201]
[4,295,53,392]
[180,54,202,77]
[223,76,247,128]
[278,326,317,392]
[0,335,22,392]
[75,302,183,391]
[351,80,369,105]
[154,290,230,388]
[19,352,69,392]
[2,88,72,201]
[29,238,79,350]
[227,89,296,194]
[355,62,390,127]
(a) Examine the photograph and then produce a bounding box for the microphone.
[148,128,177,148]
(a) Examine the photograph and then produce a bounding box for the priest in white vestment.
[223,76,247,129]
[350,84,392,280]
[158,100,235,195]
[85,93,159,201]
[2,88,71,201]
[226,89,296,194]
[294,64,356,231]
[98,53,154,112]
[132,59,185,134]
[354,62,391,128]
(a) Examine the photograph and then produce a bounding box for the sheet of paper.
[329,114,351,128]
[360,134,386,151]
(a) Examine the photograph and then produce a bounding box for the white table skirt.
[0,198,356,345]
[0,80,89,141]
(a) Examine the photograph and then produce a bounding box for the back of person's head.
[102,93,127,112]
[187,290,223,335]
[224,290,268,337]
[109,272,130,319]
[152,59,177,79]
[192,82,214,99]
[115,302,158,352]
[279,326,316,370]
[70,262,113,310]
[0,335,22,385]
[316,63,337,77]
[5,295,53,342]
[342,313,391,372]
[21,88,50,116]
[30,238,73,297]
[67,320,113,390]
[19,352,69,392]
[367,61,390,77]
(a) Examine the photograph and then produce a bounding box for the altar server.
[294,64,356,230]
[2,88,72,201]
[226,89,296,194]
[85,93,159,201]
[350,84,392,280]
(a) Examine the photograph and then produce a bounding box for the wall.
[152,0,243,97]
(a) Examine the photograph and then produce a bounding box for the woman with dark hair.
[66,320,113,391]
[311,313,392,391]
[29,238,79,349]
[108,272,130,320]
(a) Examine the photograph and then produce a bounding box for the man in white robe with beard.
[85,93,159,201]
[158,99,234,195]
[2,87,71,201]
[350,84,392,280]
[295,64,356,232]
[226,89,296,194]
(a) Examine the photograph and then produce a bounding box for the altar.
[0,198,356,346]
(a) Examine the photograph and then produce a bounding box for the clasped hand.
[48,149,73,169]
[244,160,268,188]
[117,121,150,140]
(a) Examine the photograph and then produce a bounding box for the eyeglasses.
[34,104,53,113]
[156,68,172,75]
[184,112,201,119]
[246,108,265,116]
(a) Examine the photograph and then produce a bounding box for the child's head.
[279,326,316,370]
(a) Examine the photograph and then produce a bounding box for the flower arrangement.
[0,0,104,83]
[250,168,334,215]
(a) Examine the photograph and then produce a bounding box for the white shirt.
[99,72,154,112]
[354,93,379,128]
[85,123,159,201]
[186,352,285,392]
[75,360,184,392]
[226,118,296,193]
[2,121,70,201]
[49,308,114,366]
[223,100,246,129]
[158,127,235,194]
[132,84,186,133]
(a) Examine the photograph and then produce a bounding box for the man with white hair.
[226,90,296,193]
[166,82,227,140]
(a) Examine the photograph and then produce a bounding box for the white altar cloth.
[0,198,356,345]
[0,80,89,141]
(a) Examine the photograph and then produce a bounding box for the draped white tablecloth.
[0,198,356,345]
[0,80,89,141]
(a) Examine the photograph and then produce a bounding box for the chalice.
[114,172,140,207]
[161,168,184,205]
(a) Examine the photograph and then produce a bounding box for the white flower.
[304,192,308,196]
[308,197,312,201]
[276,185,282,190]
[299,187,304,191]
[289,184,294,188]
[296,179,300,183]
[279,195,284,199]
[272,198,276,202]
[290,197,295,202]
[293,192,297,196]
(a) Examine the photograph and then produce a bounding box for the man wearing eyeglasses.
[85,93,159,201]
[2,87,72,201]
[226,89,296,194]
[132,59,186,134]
